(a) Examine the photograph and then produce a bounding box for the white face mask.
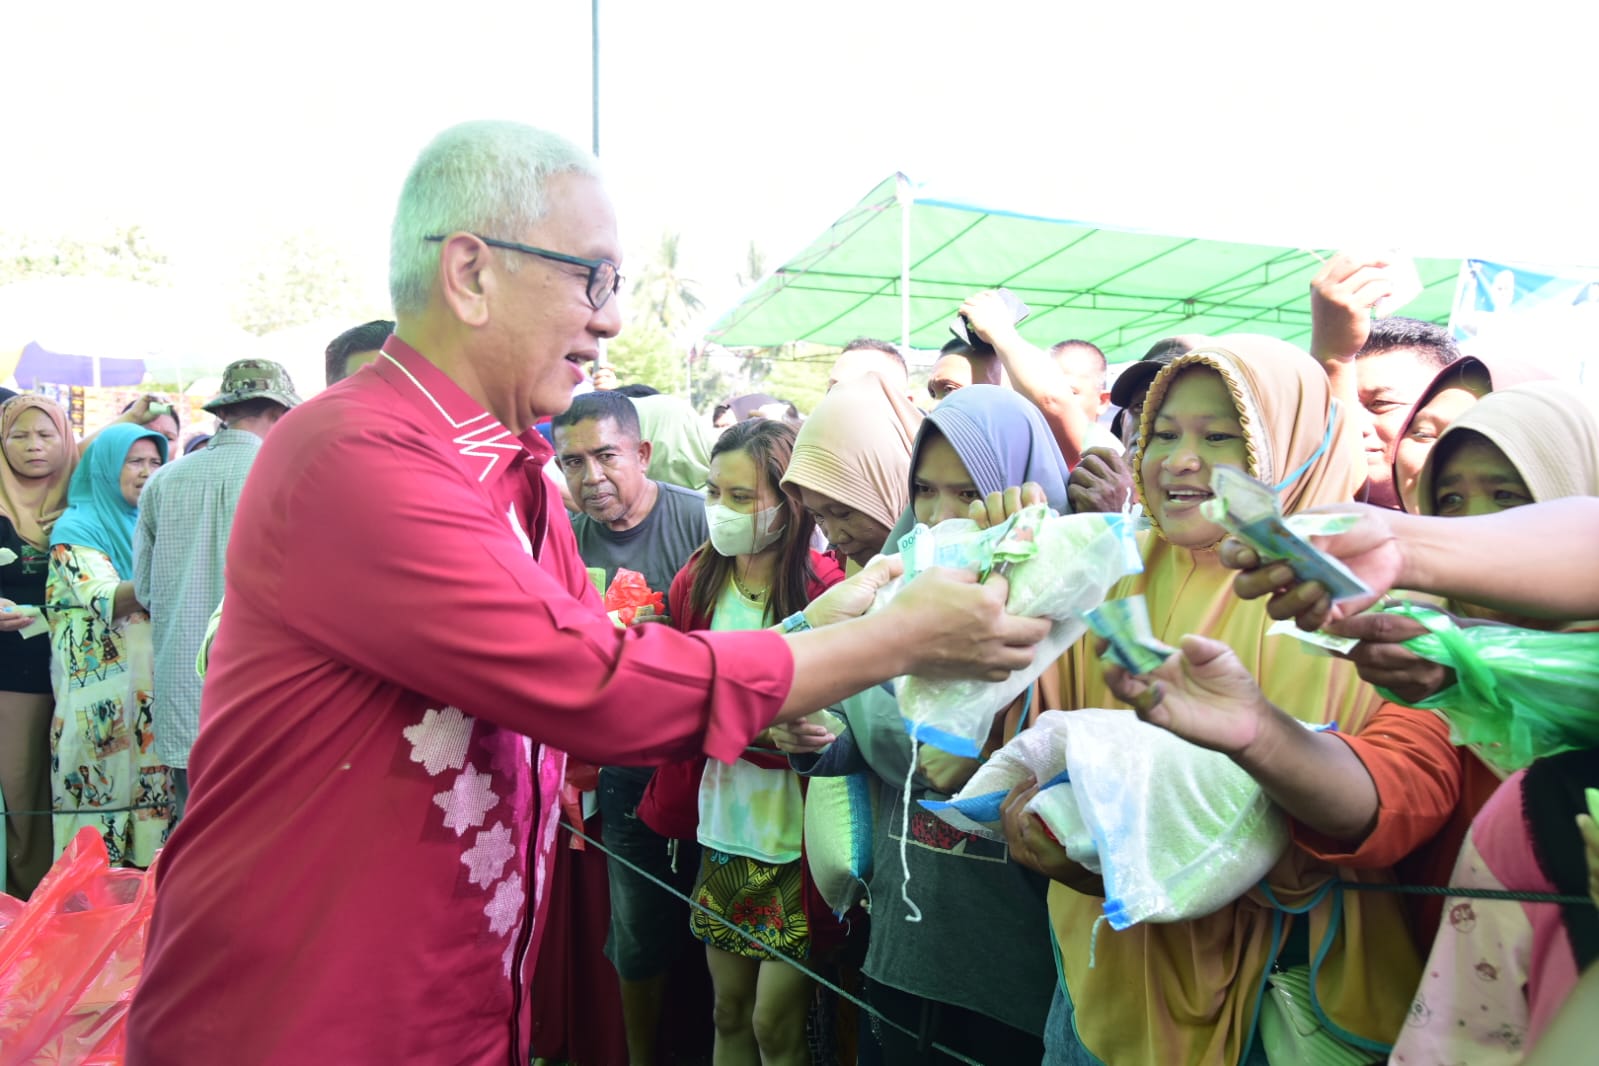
[706,502,786,557]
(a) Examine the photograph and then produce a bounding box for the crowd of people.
[1,118,1596,1066]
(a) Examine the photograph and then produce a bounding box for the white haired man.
[127,121,1047,1065]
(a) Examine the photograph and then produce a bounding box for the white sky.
[4,0,1597,328]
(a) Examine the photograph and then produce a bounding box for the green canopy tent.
[704,174,1463,362]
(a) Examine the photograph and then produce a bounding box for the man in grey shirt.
[551,390,709,1065]
[552,391,706,599]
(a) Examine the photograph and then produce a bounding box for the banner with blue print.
[1450,259,1599,384]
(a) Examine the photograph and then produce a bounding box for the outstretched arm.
[1222,498,1599,630]
[1104,634,1382,841]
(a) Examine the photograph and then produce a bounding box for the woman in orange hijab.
[0,394,77,897]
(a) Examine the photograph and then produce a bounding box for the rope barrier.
[1340,881,1596,906]
[551,818,1597,1066]
[558,819,989,1066]
[11,798,1590,1065]
[14,805,1589,909]
[5,803,167,816]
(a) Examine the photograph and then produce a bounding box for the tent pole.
[591,0,601,157]
[896,174,912,351]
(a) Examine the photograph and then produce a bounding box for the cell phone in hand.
[950,289,1032,350]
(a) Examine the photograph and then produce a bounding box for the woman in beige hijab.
[0,394,77,897]
[781,372,922,572]
[1417,380,1599,521]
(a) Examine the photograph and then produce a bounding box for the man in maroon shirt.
[127,121,1048,1066]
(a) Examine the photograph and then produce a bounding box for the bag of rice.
[926,709,1291,929]
[872,508,1142,757]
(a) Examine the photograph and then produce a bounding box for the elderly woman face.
[4,407,69,480]
[1431,434,1533,517]
[795,485,891,566]
[120,438,164,506]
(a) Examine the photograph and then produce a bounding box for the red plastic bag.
[560,759,602,851]
[603,568,665,626]
[0,827,157,1066]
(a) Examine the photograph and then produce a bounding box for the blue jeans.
[597,767,700,980]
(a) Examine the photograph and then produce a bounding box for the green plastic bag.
[1375,603,1599,773]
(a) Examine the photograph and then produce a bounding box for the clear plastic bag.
[1376,602,1599,773]
[0,827,156,1065]
[926,709,1290,929]
[873,509,1143,756]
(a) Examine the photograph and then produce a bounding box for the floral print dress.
[46,543,173,866]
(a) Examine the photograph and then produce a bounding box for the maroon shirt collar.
[374,335,554,483]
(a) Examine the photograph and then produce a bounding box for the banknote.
[1202,466,1371,604]
[897,504,1051,581]
[1084,595,1177,675]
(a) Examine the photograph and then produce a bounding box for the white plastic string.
[899,719,924,923]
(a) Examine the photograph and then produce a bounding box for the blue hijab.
[50,422,168,577]
[886,384,1072,548]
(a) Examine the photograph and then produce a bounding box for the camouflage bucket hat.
[203,359,304,413]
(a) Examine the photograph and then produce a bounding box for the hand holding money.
[1102,633,1278,756]
[1204,467,1371,605]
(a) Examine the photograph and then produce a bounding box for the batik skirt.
[689,848,808,961]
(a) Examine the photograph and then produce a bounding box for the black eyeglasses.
[424,234,622,310]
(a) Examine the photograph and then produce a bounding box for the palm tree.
[629,230,704,342]
[735,240,767,290]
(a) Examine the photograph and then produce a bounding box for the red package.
[602,568,665,626]
[560,760,602,850]
[0,828,157,1065]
